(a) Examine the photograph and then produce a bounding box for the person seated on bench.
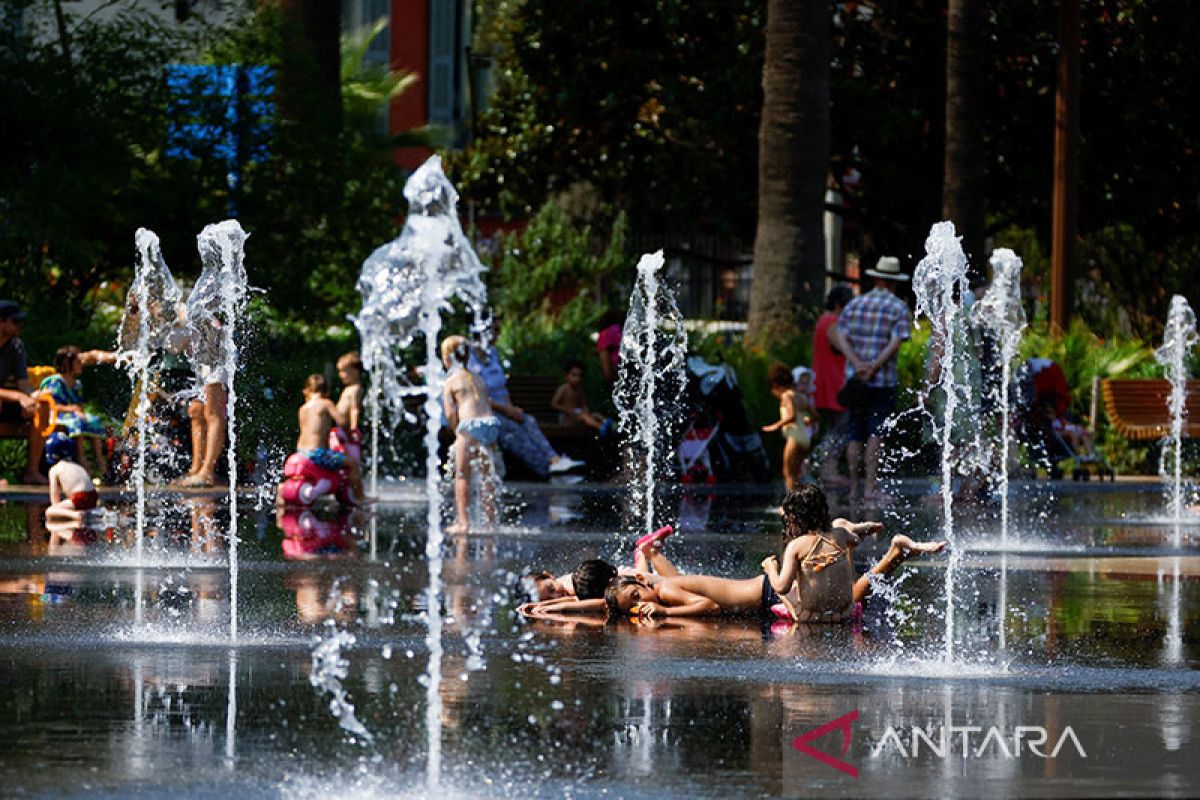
[469,334,582,478]
[0,299,46,484]
[552,359,612,435]
[39,345,117,478]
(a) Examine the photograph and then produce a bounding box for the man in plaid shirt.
[829,257,911,501]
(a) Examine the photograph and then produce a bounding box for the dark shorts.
[761,574,782,616]
[0,401,26,424]
[847,386,897,442]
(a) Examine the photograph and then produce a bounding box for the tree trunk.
[277,0,343,136]
[943,0,987,278]
[747,0,830,344]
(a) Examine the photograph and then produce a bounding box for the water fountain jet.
[614,251,687,537]
[1155,294,1197,534]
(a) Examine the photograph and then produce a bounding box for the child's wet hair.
[337,351,363,373]
[604,575,647,618]
[440,335,469,367]
[781,485,831,539]
[571,559,617,600]
[564,358,585,374]
[305,373,328,396]
[768,362,793,388]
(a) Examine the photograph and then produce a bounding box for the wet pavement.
[1,480,1198,798]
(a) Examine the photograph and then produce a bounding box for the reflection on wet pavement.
[0,482,1197,797]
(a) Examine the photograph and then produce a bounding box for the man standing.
[810,284,855,485]
[0,300,46,484]
[828,258,911,501]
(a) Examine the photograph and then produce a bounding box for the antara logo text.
[792,711,1087,778]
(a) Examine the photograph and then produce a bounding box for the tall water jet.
[973,248,1027,545]
[614,251,687,537]
[190,220,251,639]
[353,155,488,791]
[118,229,182,560]
[911,221,971,661]
[1155,294,1198,533]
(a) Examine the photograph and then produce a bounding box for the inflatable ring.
[38,394,59,438]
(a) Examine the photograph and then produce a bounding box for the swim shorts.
[70,490,99,511]
[457,415,500,446]
[304,447,346,472]
[760,573,783,616]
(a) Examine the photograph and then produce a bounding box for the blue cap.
[0,299,26,321]
[43,432,76,466]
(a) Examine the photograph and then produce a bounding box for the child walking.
[762,362,813,491]
[442,335,500,534]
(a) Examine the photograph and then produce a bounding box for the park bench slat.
[1101,378,1200,441]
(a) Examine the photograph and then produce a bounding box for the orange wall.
[390,0,433,169]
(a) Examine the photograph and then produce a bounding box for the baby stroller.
[1013,358,1114,481]
[683,357,770,483]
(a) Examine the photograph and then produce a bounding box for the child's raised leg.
[633,543,680,577]
[852,534,946,603]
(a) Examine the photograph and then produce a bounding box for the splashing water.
[614,251,687,537]
[353,157,489,496]
[911,221,971,662]
[1155,294,1198,533]
[310,622,373,742]
[191,220,251,640]
[119,229,182,560]
[352,156,489,791]
[973,248,1027,545]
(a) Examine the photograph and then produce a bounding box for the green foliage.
[489,195,629,412]
[1020,319,1160,416]
[450,0,765,237]
[0,2,418,327]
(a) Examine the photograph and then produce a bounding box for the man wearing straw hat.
[828,257,911,502]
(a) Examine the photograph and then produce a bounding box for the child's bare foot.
[890,534,946,560]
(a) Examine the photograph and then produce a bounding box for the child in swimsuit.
[442,335,500,534]
[762,485,947,623]
[519,526,679,615]
[762,362,813,491]
[278,374,361,506]
[331,351,365,498]
[45,432,100,523]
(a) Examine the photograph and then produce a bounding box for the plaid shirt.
[837,288,911,387]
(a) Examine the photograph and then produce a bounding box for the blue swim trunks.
[305,447,346,471]
[457,415,500,446]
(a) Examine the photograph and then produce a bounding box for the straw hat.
[864,256,909,282]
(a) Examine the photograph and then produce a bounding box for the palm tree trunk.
[747,0,830,343]
[943,0,987,276]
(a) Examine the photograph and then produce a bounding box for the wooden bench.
[1100,378,1200,441]
[506,375,591,444]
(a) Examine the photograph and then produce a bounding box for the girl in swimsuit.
[762,485,947,623]
[762,363,813,491]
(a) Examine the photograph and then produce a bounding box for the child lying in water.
[518,526,676,615]
[762,484,946,622]
[604,486,945,620]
